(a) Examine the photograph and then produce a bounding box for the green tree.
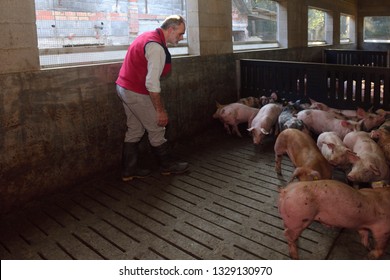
[253,0,277,12]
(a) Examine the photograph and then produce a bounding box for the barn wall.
[0,0,369,213]
[0,46,343,213]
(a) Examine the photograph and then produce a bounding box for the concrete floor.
[1,127,389,260]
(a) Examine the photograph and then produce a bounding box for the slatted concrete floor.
[1,128,390,260]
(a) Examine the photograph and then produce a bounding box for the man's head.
[161,15,186,46]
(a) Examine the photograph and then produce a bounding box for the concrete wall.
[0,0,40,73]
[0,0,364,213]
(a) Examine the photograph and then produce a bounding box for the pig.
[259,92,278,107]
[247,103,282,145]
[213,102,259,137]
[278,104,308,133]
[237,96,261,108]
[343,131,390,184]
[309,98,358,119]
[370,126,390,165]
[297,109,360,139]
[317,131,356,170]
[278,180,390,260]
[274,128,333,182]
[358,108,385,132]
[376,109,390,118]
[308,99,385,130]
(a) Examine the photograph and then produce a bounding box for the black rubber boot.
[121,142,151,181]
[152,142,189,175]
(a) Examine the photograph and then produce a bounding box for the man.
[116,15,189,181]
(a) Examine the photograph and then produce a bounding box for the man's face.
[167,23,185,46]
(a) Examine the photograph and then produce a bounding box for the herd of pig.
[213,94,390,260]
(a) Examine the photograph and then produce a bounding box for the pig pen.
[1,126,389,260]
[238,59,390,111]
[323,49,390,68]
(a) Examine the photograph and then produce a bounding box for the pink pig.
[278,179,390,260]
[247,103,282,145]
[274,128,333,182]
[343,131,390,184]
[317,131,356,170]
[213,102,259,137]
[357,108,385,131]
[309,98,358,119]
[297,109,360,139]
[308,99,385,129]
[370,126,390,165]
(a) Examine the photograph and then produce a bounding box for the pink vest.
[116,28,172,94]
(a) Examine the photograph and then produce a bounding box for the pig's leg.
[275,153,283,174]
[358,229,370,249]
[274,122,280,137]
[284,228,303,259]
[367,230,390,260]
[223,123,232,135]
[232,125,242,137]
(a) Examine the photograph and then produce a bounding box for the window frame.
[35,0,189,68]
[340,13,355,44]
[363,16,390,43]
[232,0,280,52]
[307,7,333,46]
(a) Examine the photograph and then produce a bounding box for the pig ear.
[310,170,321,181]
[340,120,356,128]
[260,128,270,135]
[290,167,303,182]
[324,142,336,151]
[215,101,223,109]
[356,107,366,118]
[346,150,360,163]
[340,120,348,128]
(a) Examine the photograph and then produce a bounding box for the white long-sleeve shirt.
[145,42,167,93]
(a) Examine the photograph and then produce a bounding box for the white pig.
[278,180,390,260]
[370,126,390,165]
[297,109,360,139]
[308,100,385,131]
[247,103,282,145]
[343,131,390,184]
[309,98,358,119]
[213,102,259,137]
[357,108,385,132]
[317,131,356,170]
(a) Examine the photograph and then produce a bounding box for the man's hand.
[149,91,168,127]
[156,109,168,127]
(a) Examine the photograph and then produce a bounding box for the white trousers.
[116,85,166,147]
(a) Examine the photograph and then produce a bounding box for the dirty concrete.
[1,127,389,260]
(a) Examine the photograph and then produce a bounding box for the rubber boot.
[121,142,151,181]
[152,142,189,175]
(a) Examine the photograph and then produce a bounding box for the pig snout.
[370,130,380,139]
[248,127,268,145]
[347,164,381,183]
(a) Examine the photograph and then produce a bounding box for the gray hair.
[160,15,186,30]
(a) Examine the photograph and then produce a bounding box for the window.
[364,16,390,43]
[34,0,187,68]
[308,7,332,46]
[232,0,278,51]
[340,14,355,44]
